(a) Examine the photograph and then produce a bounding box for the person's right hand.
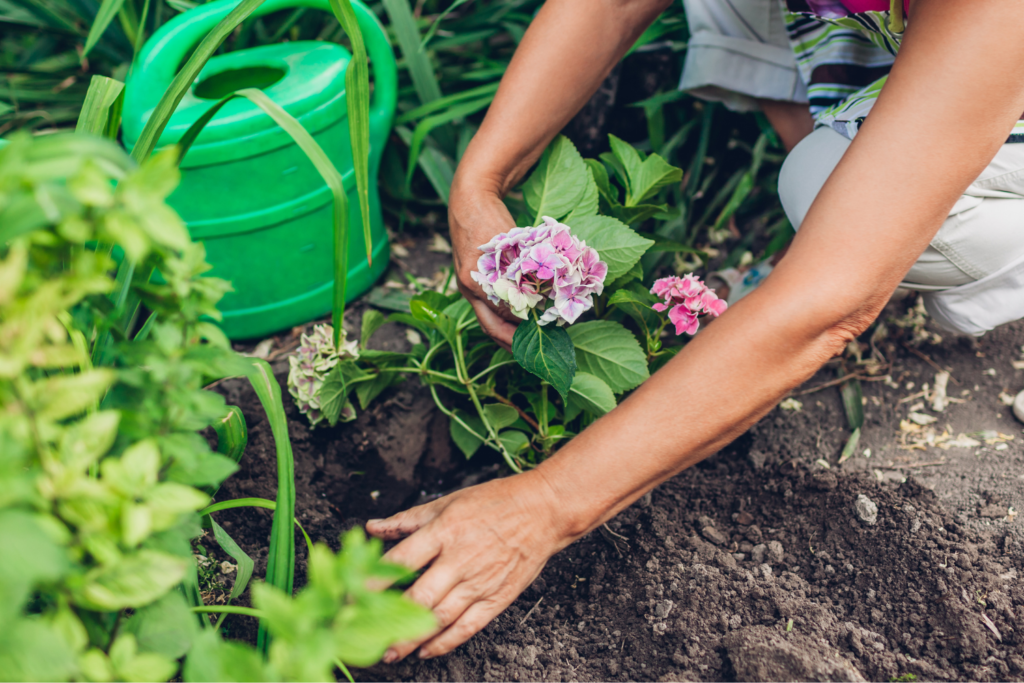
[448,178,521,348]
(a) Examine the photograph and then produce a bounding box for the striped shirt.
[783,0,1024,142]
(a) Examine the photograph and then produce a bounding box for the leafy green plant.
[0,132,432,681]
[309,134,723,471]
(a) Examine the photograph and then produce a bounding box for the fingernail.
[384,649,400,664]
[416,649,431,660]
[367,519,384,525]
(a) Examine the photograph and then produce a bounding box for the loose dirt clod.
[855,494,878,525]
[723,625,867,682]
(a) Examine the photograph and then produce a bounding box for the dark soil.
[209,233,1024,680]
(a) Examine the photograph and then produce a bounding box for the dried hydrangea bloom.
[471,216,607,326]
[650,274,727,336]
[286,323,359,427]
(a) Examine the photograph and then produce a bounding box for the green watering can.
[122,0,396,339]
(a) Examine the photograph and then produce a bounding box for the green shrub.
[0,132,433,682]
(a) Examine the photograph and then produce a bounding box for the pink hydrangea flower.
[471,216,608,325]
[650,275,727,336]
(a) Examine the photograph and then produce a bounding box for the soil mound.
[379,454,1023,682]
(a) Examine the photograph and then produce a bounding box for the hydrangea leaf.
[608,134,682,206]
[482,404,519,431]
[450,410,486,459]
[569,371,617,416]
[511,321,576,401]
[568,215,653,282]
[566,166,599,220]
[568,320,649,393]
[523,135,588,224]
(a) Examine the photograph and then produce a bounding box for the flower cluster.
[471,216,608,325]
[650,274,728,336]
[287,323,359,427]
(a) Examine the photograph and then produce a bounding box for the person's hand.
[365,470,577,661]
[448,178,520,348]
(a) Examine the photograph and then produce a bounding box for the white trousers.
[680,0,1024,335]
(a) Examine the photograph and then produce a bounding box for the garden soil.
[212,245,1024,681]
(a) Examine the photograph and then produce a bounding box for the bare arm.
[450,0,673,345]
[370,0,1024,661]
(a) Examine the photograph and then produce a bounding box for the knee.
[778,127,850,231]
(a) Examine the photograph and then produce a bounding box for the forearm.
[454,0,671,197]
[534,0,1024,541]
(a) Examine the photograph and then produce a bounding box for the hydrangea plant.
[287,323,360,427]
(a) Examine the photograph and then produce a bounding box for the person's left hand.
[366,469,577,661]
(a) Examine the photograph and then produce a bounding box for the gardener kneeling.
[367,0,1024,661]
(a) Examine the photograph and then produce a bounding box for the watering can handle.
[128,0,397,148]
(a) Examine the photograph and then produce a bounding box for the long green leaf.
[129,0,266,163]
[404,95,492,193]
[380,0,441,106]
[211,521,255,603]
[395,81,499,125]
[327,0,372,269]
[243,359,295,655]
[419,0,471,48]
[82,0,128,57]
[213,405,247,464]
[232,88,350,349]
[394,126,454,203]
[75,75,124,139]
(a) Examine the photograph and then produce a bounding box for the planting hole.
[194,66,286,100]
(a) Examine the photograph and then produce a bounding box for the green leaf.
[712,170,754,232]
[839,427,861,464]
[568,321,649,393]
[380,0,442,106]
[213,406,247,465]
[76,550,188,611]
[211,521,255,602]
[0,619,77,682]
[585,158,619,207]
[511,321,577,401]
[82,0,128,58]
[404,96,493,194]
[355,370,396,410]
[568,215,653,282]
[130,0,265,163]
[184,630,271,682]
[482,404,519,431]
[122,591,197,660]
[0,511,68,620]
[608,134,682,206]
[333,591,437,667]
[840,376,864,431]
[523,135,588,223]
[497,430,530,457]
[326,0,373,273]
[243,359,295,653]
[450,410,486,459]
[566,166,599,220]
[76,75,124,140]
[569,372,617,416]
[320,360,368,427]
[360,309,387,348]
[608,287,659,337]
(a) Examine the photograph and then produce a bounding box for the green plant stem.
[426,383,487,443]
[538,382,549,438]
[468,359,517,384]
[191,605,264,619]
[466,378,520,473]
[388,366,459,382]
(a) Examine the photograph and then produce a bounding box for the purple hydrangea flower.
[471,216,608,325]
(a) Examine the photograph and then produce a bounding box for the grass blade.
[82,0,128,57]
[840,376,865,431]
[210,520,255,603]
[129,0,266,163]
[327,0,372,270]
[404,95,491,193]
[75,75,124,139]
[230,88,349,347]
[395,125,454,203]
[133,0,151,56]
[419,0,471,49]
[395,81,499,125]
[243,359,295,654]
[380,0,441,106]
